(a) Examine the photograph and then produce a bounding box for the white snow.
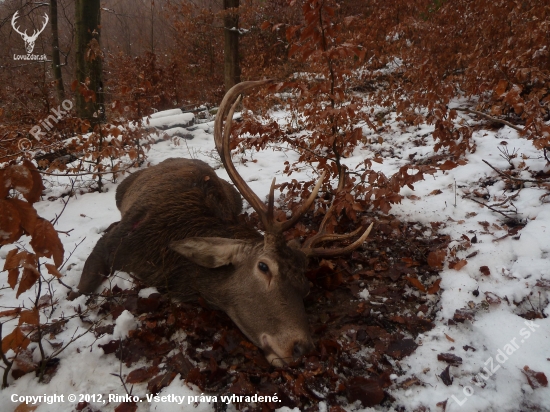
[359,288,370,301]
[145,112,194,129]
[112,310,138,340]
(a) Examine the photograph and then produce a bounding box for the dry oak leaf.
[428,278,442,294]
[10,199,38,236]
[427,249,447,269]
[14,404,38,412]
[2,326,30,353]
[346,376,385,407]
[439,160,458,171]
[0,307,22,318]
[45,263,62,278]
[449,259,468,271]
[495,79,508,97]
[439,365,453,386]
[3,249,28,289]
[19,309,39,325]
[1,161,44,203]
[0,199,23,245]
[29,218,64,267]
[406,276,427,293]
[480,266,491,276]
[437,353,463,366]
[20,160,44,203]
[523,366,548,389]
[126,366,159,384]
[17,253,40,298]
[2,165,32,197]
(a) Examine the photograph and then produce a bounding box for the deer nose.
[292,340,313,359]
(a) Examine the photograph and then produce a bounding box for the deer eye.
[258,262,269,273]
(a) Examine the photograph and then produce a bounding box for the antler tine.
[267,178,276,226]
[304,225,363,249]
[303,222,374,258]
[300,183,336,249]
[214,79,275,229]
[280,171,326,232]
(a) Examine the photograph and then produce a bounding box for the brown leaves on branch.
[1,162,65,274]
[0,160,65,358]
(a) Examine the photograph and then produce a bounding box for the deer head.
[171,80,373,366]
[12,11,49,54]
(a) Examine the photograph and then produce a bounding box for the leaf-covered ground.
[79,215,446,412]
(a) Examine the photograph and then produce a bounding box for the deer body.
[73,81,373,366]
[74,158,312,365]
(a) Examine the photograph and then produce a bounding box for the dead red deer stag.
[69,80,373,366]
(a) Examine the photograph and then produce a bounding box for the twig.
[35,273,48,383]
[456,107,523,132]
[51,178,76,226]
[454,179,457,207]
[483,160,549,183]
[110,339,133,397]
[0,323,14,388]
[48,313,109,359]
[38,164,137,177]
[466,196,516,218]
[59,237,85,271]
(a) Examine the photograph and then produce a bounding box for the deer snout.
[292,339,314,360]
[261,333,313,366]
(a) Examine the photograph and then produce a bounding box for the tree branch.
[456,107,523,132]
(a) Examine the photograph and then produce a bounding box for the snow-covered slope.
[1,108,549,412]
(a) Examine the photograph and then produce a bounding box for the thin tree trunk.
[223,0,240,91]
[75,0,104,124]
[50,0,64,103]
[150,0,155,54]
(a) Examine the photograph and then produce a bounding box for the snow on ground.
[1,107,549,412]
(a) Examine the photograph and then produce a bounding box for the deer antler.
[301,198,374,257]
[214,80,373,253]
[214,80,325,233]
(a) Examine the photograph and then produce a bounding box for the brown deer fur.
[71,80,372,366]
[71,158,313,366]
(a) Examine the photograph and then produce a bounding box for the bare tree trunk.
[150,0,155,54]
[50,0,64,103]
[75,0,104,124]
[223,0,240,91]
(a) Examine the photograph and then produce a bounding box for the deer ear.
[170,237,249,268]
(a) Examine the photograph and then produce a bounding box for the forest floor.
[1,104,549,412]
